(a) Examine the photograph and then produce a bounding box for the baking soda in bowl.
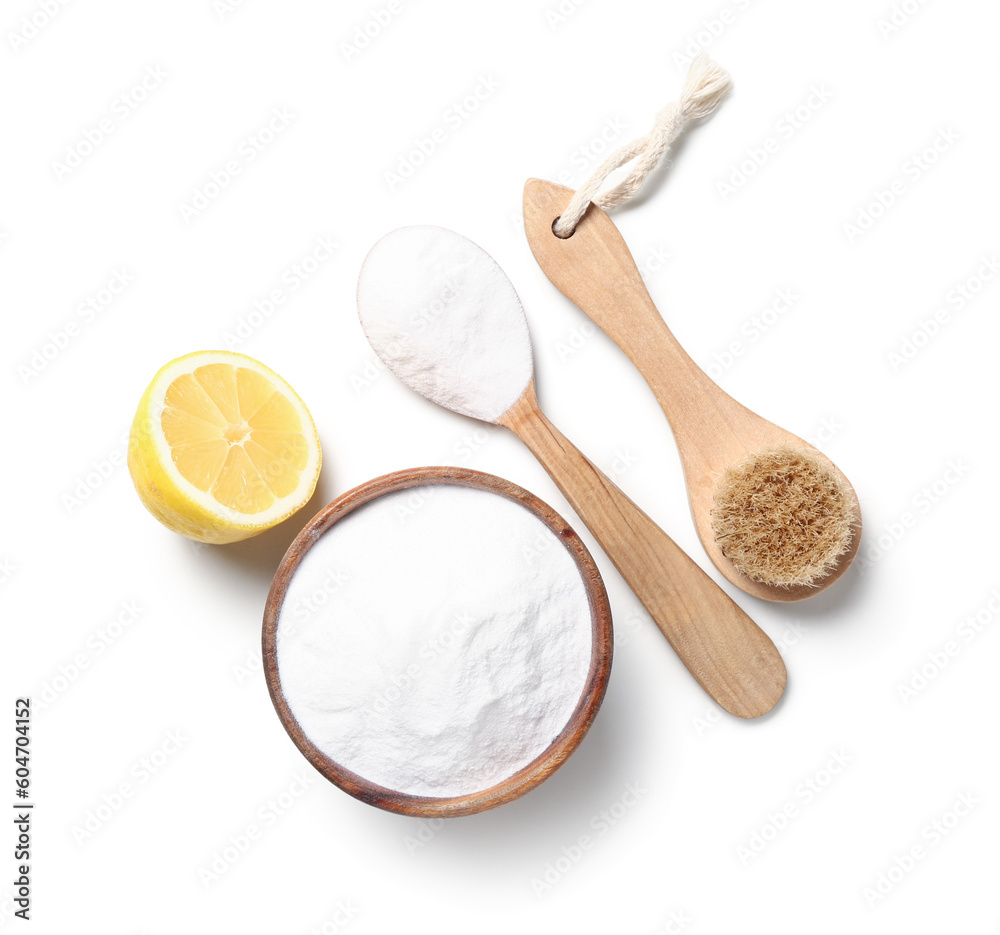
[271,476,602,804]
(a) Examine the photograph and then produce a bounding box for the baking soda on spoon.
[357,225,533,421]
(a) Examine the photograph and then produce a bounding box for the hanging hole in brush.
[552,216,575,239]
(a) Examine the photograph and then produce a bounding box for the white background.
[3,0,999,931]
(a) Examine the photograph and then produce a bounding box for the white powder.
[357,225,534,423]
[275,484,594,799]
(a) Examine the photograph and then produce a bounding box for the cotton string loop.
[552,55,733,238]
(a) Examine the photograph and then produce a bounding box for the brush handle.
[498,382,786,718]
[522,178,759,464]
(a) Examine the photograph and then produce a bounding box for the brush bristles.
[711,446,857,588]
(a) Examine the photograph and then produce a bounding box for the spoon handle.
[498,383,786,718]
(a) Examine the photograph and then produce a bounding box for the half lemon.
[128,350,321,543]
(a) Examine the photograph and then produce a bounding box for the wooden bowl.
[262,466,613,818]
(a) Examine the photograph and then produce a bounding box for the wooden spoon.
[523,179,862,603]
[358,226,785,717]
